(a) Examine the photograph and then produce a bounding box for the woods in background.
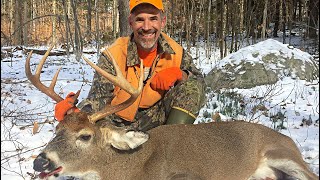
[1,0,319,59]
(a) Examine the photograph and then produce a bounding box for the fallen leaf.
[212,112,221,122]
[33,121,39,135]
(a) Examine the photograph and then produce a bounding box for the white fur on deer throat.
[100,126,149,150]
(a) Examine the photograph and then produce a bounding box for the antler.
[25,45,80,103]
[26,45,143,123]
[82,49,144,123]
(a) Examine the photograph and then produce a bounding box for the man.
[55,0,206,131]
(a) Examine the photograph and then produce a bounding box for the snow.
[211,39,314,74]
[1,38,319,179]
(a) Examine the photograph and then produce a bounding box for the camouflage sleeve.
[180,49,204,79]
[77,53,116,113]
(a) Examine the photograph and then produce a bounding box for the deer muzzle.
[33,153,50,172]
[33,153,62,179]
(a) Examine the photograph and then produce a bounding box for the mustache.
[138,29,156,35]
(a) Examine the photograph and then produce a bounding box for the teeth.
[140,32,154,37]
[142,34,153,38]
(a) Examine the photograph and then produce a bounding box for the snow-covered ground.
[1,38,319,179]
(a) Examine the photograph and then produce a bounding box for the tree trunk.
[23,0,28,45]
[86,0,92,41]
[244,0,252,44]
[224,0,229,56]
[205,0,212,63]
[13,0,23,45]
[52,0,57,45]
[169,0,175,36]
[217,0,224,59]
[308,0,319,38]
[234,0,240,51]
[281,0,286,43]
[70,0,83,60]
[185,0,193,52]
[118,0,131,37]
[298,0,302,21]
[287,0,294,44]
[261,0,267,39]
[273,0,280,37]
[191,0,197,46]
[112,0,119,37]
[32,0,36,34]
[62,0,71,55]
[95,0,100,50]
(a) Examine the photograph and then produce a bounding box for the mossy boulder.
[205,39,319,90]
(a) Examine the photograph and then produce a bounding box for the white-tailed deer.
[27,46,318,180]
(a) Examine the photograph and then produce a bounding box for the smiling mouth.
[38,166,62,179]
[140,33,155,39]
[138,29,156,37]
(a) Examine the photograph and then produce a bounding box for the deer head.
[27,46,318,180]
[26,46,147,178]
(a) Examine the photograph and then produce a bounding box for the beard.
[136,29,158,50]
[139,38,157,49]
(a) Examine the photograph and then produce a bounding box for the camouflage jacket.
[78,33,204,114]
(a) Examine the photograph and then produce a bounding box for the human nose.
[142,20,151,30]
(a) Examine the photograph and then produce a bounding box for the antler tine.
[82,50,143,96]
[82,50,144,123]
[25,45,64,102]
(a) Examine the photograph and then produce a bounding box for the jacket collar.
[126,33,176,66]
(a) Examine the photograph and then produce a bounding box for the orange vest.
[101,33,183,121]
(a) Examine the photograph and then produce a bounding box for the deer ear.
[110,131,149,150]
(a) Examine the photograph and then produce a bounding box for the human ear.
[161,16,166,29]
[128,14,133,26]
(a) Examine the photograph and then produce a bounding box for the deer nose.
[33,153,50,172]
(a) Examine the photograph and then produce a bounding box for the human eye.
[135,17,144,22]
[150,16,159,21]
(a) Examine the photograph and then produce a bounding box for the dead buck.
[26,46,318,180]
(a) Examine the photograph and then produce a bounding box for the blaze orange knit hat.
[129,0,164,12]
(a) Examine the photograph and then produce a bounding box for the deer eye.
[79,134,91,141]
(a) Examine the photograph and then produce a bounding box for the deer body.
[33,112,318,180]
[26,47,317,180]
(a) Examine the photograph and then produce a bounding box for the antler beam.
[25,45,80,103]
[82,49,144,123]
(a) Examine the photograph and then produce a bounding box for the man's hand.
[150,67,183,91]
[54,92,80,121]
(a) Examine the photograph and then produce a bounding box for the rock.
[205,39,319,90]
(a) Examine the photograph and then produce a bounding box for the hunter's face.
[130,4,166,52]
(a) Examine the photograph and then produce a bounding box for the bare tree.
[23,0,29,45]
[12,0,22,45]
[70,0,83,60]
[216,0,224,59]
[52,0,57,45]
[307,0,319,38]
[118,0,131,36]
[1,0,318,56]
[112,0,119,38]
[86,0,92,41]
[281,0,287,44]
[273,0,280,37]
[94,0,100,50]
[205,0,213,63]
[261,0,268,39]
[62,0,72,55]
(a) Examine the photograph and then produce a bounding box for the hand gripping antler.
[82,49,144,123]
[25,45,80,103]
